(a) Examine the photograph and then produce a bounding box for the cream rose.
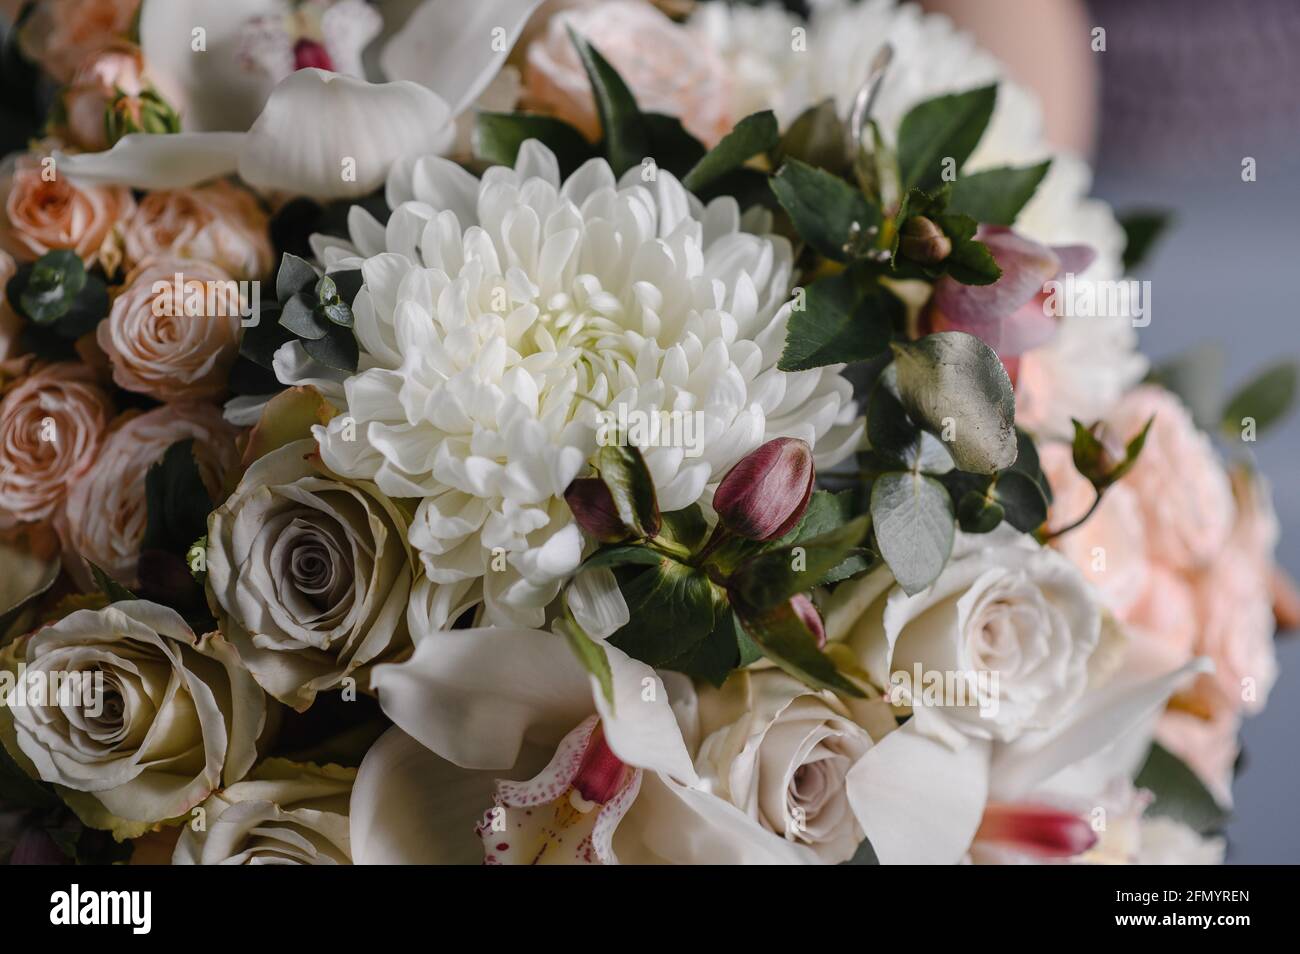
[61,402,240,585]
[206,440,415,710]
[694,670,881,863]
[97,259,244,403]
[0,362,113,527]
[123,182,273,282]
[173,759,355,865]
[0,600,265,837]
[522,0,732,146]
[0,153,134,267]
[1106,385,1235,572]
[824,528,1102,744]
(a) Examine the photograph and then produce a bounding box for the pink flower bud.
[713,438,815,541]
[572,725,630,805]
[790,593,826,648]
[564,477,632,543]
[293,39,335,72]
[975,802,1099,859]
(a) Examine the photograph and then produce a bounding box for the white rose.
[206,440,415,710]
[173,759,354,865]
[0,601,266,838]
[694,670,882,863]
[824,528,1102,745]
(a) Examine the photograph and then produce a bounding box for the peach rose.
[61,403,240,585]
[1041,442,1149,617]
[0,154,134,267]
[97,259,244,402]
[0,362,113,528]
[1106,385,1235,572]
[1191,469,1279,715]
[1155,706,1240,808]
[60,41,146,152]
[522,0,732,146]
[1122,564,1198,668]
[16,0,140,83]
[123,182,274,281]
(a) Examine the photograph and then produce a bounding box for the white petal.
[237,69,452,199]
[565,567,629,640]
[595,650,699,785]
[55,133,243,189]
[379,0,542,117]
[846,721,990,864]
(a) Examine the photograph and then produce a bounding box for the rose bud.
[564,477,633,543]
[790,593,826,648]
[898,215,952,264]
[974,802,1098,859]
[714,438,815,541]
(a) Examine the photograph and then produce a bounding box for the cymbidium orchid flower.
[55,0,542,198]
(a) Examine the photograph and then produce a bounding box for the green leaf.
[595,443,660,539]
[956,486,1004,533]
[735,598,863,697]
[301,322,359,372]
[16,250,86,324]
[990,469,1048,532]
[641,113,707,179]
[1135,742,1228,835]
[143,439,214,554]
[581,545,666,572]
[87,561,136,603]
[559,618,614,707]
[870,471,955,595]
[278,293,328,339]
[770,159,882,262]
[943,234,1001,285]
[659,504,709,552]
[891,333,1018,474]
[664,609,747,687]
[778,270,899,372]
[567,26,647,176]
[1119,210,1171,272]
[608,561,718,667]
[948,161,1051,226]
[1071,416,1152,491]
[475,111,597,176]
[896,85,997,193]
[841,837,880,865]
[1220,361,1298,437]
[275,252,318,303]
[729,515,871,612]
[771,490,875,584]
[777,99,849,174]
[683,110,778,193]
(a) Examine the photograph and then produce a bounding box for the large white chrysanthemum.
[299,141,862,631]
[690,0,1144,429]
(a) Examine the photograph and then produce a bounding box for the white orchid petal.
[350,727,547,863]
[369,626,593,770]
[237,69,452,199]
[55,133,244,189]
[846,721,990,865]
[379,0,542,117]
[139,0,284,132]
[593,649,699,785]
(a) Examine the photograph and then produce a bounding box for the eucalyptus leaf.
[278,293,328,339]
[890,333,1017,474]
[301,322,359,372]
[870,471,955,595]
[275,252,318,304]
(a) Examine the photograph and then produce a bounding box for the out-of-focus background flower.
[932,0,1300,863]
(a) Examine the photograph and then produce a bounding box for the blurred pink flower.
[123,181,273,281]
[0,154,134,267]
[522,0,732,146]
[16,0,140,83]
[61,41,146,151]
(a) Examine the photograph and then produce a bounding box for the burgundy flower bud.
[564,477,632,543]
[713,438,815,541]
[790,593,826,648]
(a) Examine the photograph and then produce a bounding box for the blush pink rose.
[16,0,140,83]
[522,0,732,147]
[0,154,134,267]
[1105,385,1235,572]
[123,182,274,282]
[1191,468,1279,715]
[1041,442,1149,617]
[97,259,244,402]
[61,41,147,152]
[0,362,113,528]
[60,403,240,585]
[1156,706,1240,808]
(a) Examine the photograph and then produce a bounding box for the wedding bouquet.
[0,0,1294,866]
